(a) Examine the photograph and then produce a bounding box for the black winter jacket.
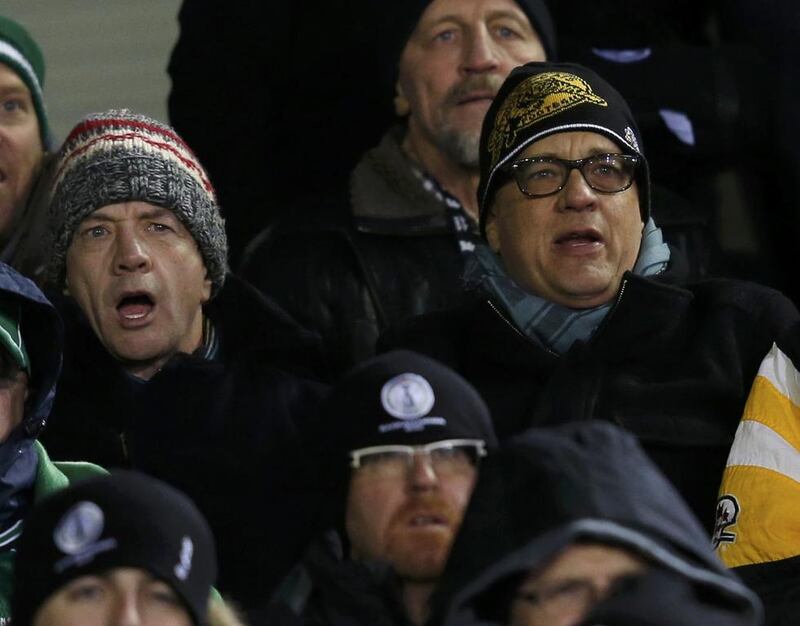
[381,271,799,529]
[41,275,328,610]
[240,129,471,376]
[262,532,414,626]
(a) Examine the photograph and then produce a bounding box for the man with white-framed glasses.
[382,60,799,542]
[266,350,497,626]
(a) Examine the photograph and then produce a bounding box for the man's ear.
[485,214,501,253]
[394,81,410,117]
[202,273,213,304]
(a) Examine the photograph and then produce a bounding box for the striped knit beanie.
[46,110,228,291]
[0,15,50,148]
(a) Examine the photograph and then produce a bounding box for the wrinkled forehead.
[414,0,533,30]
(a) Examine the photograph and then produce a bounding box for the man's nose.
[559,168,598,212]
[462,29,500,74]
[112,593,143,626]
[113,230,151,274]
[407,453,439,490]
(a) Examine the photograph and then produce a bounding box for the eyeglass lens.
[358,445,481,477]
[512,154,636,197]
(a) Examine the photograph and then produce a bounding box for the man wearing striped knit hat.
[39,110,327,616]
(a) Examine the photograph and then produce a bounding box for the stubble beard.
[382,495,461,584]
[385,529,453,583]
[432,73,504,171]
[436,125,481,170]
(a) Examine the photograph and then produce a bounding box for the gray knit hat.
[46,110,228,290]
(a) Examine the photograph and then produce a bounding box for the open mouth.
[0,170,6,183]
[555,230,604,246]
[116,292,155,321]
[408,514,448,528]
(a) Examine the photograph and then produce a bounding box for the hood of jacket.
[433,421,762,626]
[0,263,61,439]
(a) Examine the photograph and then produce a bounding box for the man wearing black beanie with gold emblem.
[265,350,497,626]
[381,61,799,537]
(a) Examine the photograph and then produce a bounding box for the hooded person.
[240,0,557,376]
[379,60,799,530]
[38,109,327,612]
[0,261,105,620]
[0,15,57,280]
[265,350,497,626]
[431,421,762,626]
[10,470,216,626]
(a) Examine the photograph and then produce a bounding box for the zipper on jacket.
[486,299,559,357]
[120,431,129,462]
[588,278,628,346]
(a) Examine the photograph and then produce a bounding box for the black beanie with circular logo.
[11,470,216,626]
[322,350,497,454]
[306,350,497,526]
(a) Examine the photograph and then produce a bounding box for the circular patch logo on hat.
[53,501,105,555]
[381,373,435,420]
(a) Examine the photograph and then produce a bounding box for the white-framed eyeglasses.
[349,438,487,478]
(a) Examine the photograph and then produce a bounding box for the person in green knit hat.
[0,260,104,623]
[0,15,57,280]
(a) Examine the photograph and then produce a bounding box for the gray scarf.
[464,218,670,354]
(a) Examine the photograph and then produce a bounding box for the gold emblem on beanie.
[488,72,608,168]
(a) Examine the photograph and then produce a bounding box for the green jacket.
[0,441,105,621]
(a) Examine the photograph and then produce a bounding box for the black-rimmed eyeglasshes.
[504,153,639,198]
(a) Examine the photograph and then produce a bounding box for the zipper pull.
[120,431,129,462]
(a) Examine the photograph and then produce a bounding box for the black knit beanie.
[309,350,497,525]
[478,61,651,236]
[12,471,216,626]
[362,0,557,106]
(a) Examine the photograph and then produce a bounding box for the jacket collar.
[350,127,452,236]
[473,269,695,365]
